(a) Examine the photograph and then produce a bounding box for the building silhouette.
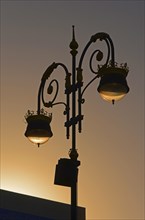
[0,189,85,220]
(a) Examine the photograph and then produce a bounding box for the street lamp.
[24,26,129,220]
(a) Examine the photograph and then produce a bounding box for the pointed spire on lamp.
[69,25,78,55]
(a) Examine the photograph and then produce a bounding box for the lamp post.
[25,26,129,220]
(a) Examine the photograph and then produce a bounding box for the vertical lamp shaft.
[71,53,77,220]
[69,25,78,220]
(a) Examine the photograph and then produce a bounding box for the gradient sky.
[1,1,144,219]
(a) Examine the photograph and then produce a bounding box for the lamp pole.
[25,26,129,220]
[69,26,79,220]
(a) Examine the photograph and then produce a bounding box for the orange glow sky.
[1,1,144,219]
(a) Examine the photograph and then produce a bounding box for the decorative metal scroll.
[37,63,70,112]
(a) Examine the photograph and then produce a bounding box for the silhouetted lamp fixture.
[25,113,53,146]
[97,64,129,104]
[24,26,129,220]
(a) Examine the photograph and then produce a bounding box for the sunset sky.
[1,1,144,219]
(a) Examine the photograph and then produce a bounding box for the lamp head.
[25,112,53,147]
[97,64,129,104]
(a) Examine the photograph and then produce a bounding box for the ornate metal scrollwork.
[37,63,70,113]
[37,62,71,139]
[42,79,59,107]
[89,49,103,74]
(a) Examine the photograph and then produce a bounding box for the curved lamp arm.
[78,32,115,70]
[77,32,115,95]
[37,62,71,114]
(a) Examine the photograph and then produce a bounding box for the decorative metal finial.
[69,25,78,55]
